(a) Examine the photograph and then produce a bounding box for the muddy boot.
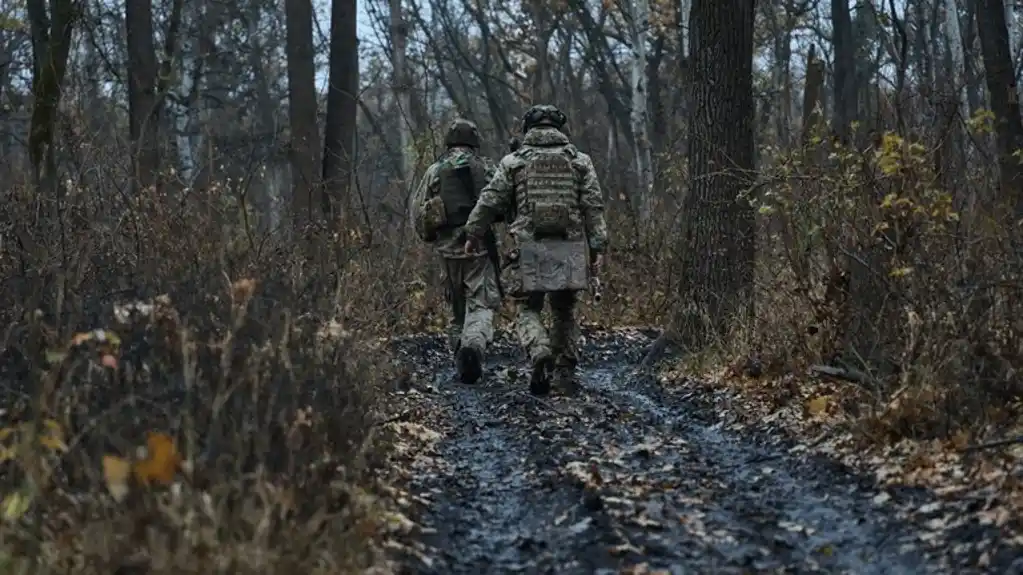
[529,351,555,396]
[554,364,580,395]
[455,345,483,385]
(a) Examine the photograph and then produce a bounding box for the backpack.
[515,146,589,293]
[437,153,489,229]
[521,147,579,238]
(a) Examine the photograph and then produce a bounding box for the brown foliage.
[0,175,409,572]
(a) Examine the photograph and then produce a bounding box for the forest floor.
[376,328,1023,574]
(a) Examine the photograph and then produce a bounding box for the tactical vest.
[438,155,489,228]
[521,147,578,238]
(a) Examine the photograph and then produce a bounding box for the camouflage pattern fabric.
[444,255,500,354]
[412,146,497,259]
[462,123,607,386]
[464,127,609,293]
[515,290,580,376]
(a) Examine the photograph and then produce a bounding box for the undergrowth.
[0,177,414,573]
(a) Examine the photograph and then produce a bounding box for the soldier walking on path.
[412,119,503,385]
[461,105,608,396]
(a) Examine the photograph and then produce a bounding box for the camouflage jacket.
[412,147,497,259]
[463,127,608,254]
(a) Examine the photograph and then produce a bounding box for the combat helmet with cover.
[444,118,481,149]
[437,118,488,228]
[521,104,568,135]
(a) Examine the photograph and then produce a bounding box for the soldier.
[462,105,608,396]
[412,118,502,385]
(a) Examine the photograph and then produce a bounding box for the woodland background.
[0,0,1021,571]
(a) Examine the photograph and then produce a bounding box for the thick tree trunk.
[285,0,323,226]
[977,0,1023,217]
[676,0,756,349]
[125,0,161,194]
[389,0,412,182]
[831,0,857,143]
[323,0,359,222]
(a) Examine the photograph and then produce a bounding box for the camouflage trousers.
[513,290,579,369]
[443,255,499,355]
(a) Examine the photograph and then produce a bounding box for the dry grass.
[0,176,420,573]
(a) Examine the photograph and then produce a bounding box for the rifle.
[509,136,522,152]
[455,164,504,299]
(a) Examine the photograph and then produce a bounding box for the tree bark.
[285,0,324,226]
[628,0,654,223]
[26,0,75,194]
[676,0,756,349]
[831,0,857,143]
[389,0,412,181]
[125,0,161,194]
[977,0,1023,217]
[323,0,359,222]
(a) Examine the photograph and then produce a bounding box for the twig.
[809,364,873,385]
[962,435,1023,453]
[377,409,416,426]
[509,390,582,421]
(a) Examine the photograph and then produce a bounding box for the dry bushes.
[0,177,421,572]
[749,126,1023,442]
[593,123,1023,446]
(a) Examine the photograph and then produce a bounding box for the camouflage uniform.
[412,119,501,384]
[463,105,608,395]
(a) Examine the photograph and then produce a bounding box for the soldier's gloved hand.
[464,235,483,256]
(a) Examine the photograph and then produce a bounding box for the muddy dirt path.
[386,329,991,574]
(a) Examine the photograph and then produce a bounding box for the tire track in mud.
[388,329,957,574]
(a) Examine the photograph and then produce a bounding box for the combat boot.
[529,350,555,396]
[455,344,483,385]
[554,363,580,395]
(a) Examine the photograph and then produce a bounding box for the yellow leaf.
[807,395,830,416]
[1,489,32,522]
[132,432,181,486]
[102,455,131,503]
[889,267,912,278]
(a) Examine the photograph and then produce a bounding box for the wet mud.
[386,329,1002,574]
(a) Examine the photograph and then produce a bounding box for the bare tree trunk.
[628,0,654,222]
[323,0,359,222]
[676,0,756,348]
[26,0,75,194]
[940,0,969,193]
[801,44,825,144]
[831,0,857,143]
[528,0,553,102]
[978,0,1023,217]
[248,0,282,232]
[125,0,161,194]
[285,0,323,226]
[389,0,412,181]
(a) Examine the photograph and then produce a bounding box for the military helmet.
[444,118,481,149]
[521,104,567,133]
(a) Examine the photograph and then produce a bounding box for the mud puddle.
[386,329,973,574]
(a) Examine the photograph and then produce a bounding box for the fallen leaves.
[806,395,831,417]
[102,455,132,502]
[658,360,1023,570]
[0,419,68,462]
[46,328,122,369]
[102,432,182,502]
